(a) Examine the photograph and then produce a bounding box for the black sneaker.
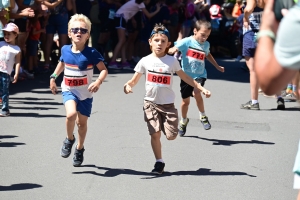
[60,136,75,158]
[240,101,260,110]
[200,116,211,130]
[179,118,189,136]
[277,97,285,110]
[73,147,85,167]
[151,162,165,174]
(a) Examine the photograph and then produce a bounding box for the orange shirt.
[232,3,242,17]
[29,21,41,41]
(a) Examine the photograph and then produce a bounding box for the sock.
[287,84,292,90]
[20,67,23,73]
[156,159,164,163]
[199,112,206,118]
[293,85,297,92]
[181,118,188,124]
[277,96,282,99]
[252,100,258,104]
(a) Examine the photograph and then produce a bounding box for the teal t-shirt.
[174,36,210,79]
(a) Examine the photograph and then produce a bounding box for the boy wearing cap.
[0,23,21,117]
[123,23,211,174]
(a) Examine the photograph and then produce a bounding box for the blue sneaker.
[60,136,75,158]
[73,147,85,167]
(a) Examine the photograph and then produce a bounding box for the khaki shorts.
[143,100,178,140]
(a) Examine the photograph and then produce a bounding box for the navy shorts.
[62,91,93,117]
[242,31,257,58]
[114,15,127,30]
[27,39,39,56]
[46,13,68,34]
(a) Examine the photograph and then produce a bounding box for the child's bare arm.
[87,61,108,93]
[176,70,211,98]
[206,53,225,72]
[124,72,143,94]
[50,61,64,94]
[12,52,21,83]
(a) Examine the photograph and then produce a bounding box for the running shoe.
[200,116,211,130]
[108,61,122,69]
[178,118,189,136]
[121,61,134,70]
[23,70,34,79]
[151,162,165,174]
[235,55,243,62]
[277,97,285,110]
[60,136,75,158]
[73,147,85,167]
[0,110,10,117]
[240,101,260,110]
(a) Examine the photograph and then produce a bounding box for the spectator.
[232,0,242,17]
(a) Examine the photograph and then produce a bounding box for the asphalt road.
[0,58,299,200]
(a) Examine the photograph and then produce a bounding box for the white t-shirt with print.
[116,0,145,21]
[134,54,182,104]
[0,41,20,75]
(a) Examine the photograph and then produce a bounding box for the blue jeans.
[0,72,10,111]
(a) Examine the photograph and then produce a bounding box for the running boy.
[0,23,21,117]
[168,20,224,135]
[49,14,108,167]
[124,24,211,174]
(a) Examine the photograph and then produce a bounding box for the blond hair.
[68,14,91,33]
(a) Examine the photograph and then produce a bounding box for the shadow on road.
[0,183,42,191]
[0,135,25,148]
[184,136,275,146]
[73,165,255,179]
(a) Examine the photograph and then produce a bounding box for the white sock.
[251,100,258,104]
[199,112,206,118]
[156,159,164,163]
[181,118,188,124]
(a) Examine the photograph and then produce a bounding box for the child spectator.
[27,10,45,76]
[0,23,21,116]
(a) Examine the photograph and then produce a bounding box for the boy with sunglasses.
[50,14,108,167]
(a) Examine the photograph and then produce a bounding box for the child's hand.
[124,84,133,94]
[12,74,18,83]
[202,89,211,98]
[88,81,101,93]
[50,79,58,94]
[217,66,225,72]
[168,47,177,55]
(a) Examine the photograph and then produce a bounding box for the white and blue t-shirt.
[175,36,210,79]
[60,45,104,100]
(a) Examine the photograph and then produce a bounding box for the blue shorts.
[27,39,39,56]
[62,91,93,117]
[46,13,68,34]
[242,31,257,58]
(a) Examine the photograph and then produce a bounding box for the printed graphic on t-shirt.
[0,50,8,71]
[186,46,205,74]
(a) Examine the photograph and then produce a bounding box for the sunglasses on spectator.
[70,28,88,34]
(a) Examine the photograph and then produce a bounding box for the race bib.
[147,71,171,87]
[64,76,88,87]
[186,48,205,61]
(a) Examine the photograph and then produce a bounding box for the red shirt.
[29,21,41,41]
